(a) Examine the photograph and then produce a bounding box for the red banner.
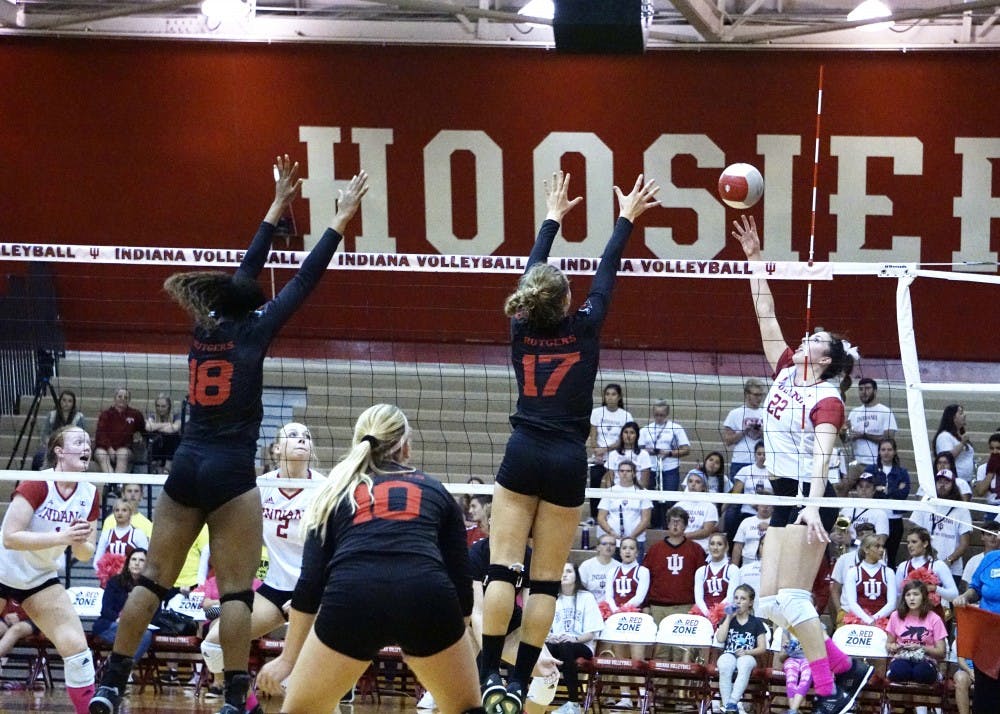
[0,39,996,358]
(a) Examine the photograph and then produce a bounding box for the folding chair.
[831,624,887,714]
[705,621,773,714]
[645,613,716,714]
[581,612,657,714]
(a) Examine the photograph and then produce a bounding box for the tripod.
[6,374,58,470]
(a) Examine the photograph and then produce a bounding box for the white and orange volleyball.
[718,163,764,209]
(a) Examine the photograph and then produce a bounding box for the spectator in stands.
[962,521,999,588]
[94,498,150,574]
[864,438,911,566]
[694,533,740,620]
[886,581,948,685]
[910,469,972,579]
[732,503,771,567]
[843,378,898,492]
[604,537,650,709]
[578,535,621,603]
[643,506,705,659]
[895,526,960,606]
[673,469,719,552]
[466,494,492,546]
[837,473,890,545]
[639,400,690,527]
[935,404,976,484]
[720,378,765,480]
[714,584,768,714]
[597,462,652,561]
[94,387,147,475]
[972,432,1000,521]
[774,630,811,714]
[829,522,877,628]
[842,534,897,627]
[103,483,153,539]
[545,562,603,714]
[264,440,281,473]
[725,440,771,547]
[458,475,485,516]
[34,389,87,469]
[93,549,154,662]
[145,393,182,475]
[604,422,652,489]
[589,384,634,517]
[0,426,99,713]
[689,451,729,496]
[952,539,1000,714]
[0,601,35,675]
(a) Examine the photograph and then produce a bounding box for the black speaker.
[553,0,645,54]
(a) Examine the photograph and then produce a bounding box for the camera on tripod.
[35,348,65,383]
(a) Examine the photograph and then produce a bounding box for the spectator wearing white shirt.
[838,473,890,545]
[829,522,877,624]
[546,563,604,714]
[597,462,653,562]
[604,422,652,489]
[961,520,999,588]
[588,384,633,518]
[674,469,719,552]
[909,469,972,578]
[934,404,976,484]
[639,400,690,526]
[721,378,765,479]
[895,526,959,604]
[843,378,898,490]
[577,536,621,603]
[732,503,772,567]
[972,432,1000,521]
[725,441,771,547]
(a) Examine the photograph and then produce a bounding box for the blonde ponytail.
[504,263,569,329]
[303,404,412,539]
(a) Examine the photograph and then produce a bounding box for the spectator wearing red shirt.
[94,388,146,475]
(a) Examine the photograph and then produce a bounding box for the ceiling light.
[847,0,892,32]
[201,0,254,23]
[519,0,555,20]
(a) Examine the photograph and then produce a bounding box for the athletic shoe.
[553,702,582,714]
[417,690,438,709]
[724,703,740,713]
[835,659,874,709]
[203,685,224,698]
[481,672,507,714]
[214,706,240,714]
[497,682,523,714]
[611,698,634,709]
[89,686,122,714]
[813,688,853,714]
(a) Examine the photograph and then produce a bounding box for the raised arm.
[526,171,584,270]
[237,154,305,280]
[731,215,788,371]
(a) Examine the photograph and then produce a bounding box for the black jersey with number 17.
[509,216,635,440]
[183,221,343,448]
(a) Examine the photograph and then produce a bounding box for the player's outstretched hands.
[732,214,762,261]
[330,170,370,234]
[616,174,660,223]
[273,154,304,208]
[544,171,584,223]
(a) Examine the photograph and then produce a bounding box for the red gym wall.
[0,38,997,360]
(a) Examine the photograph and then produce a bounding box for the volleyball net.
[0,242,998,526]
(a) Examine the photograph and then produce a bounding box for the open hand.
[615,174,660,223]
[544,171,584,222]
[731,215,762,260]
[273,154,303,207]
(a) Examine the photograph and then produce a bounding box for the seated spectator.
[94,387,146,475]
[639,400,691,525]
[92,549,153,662]
[910,469,973,579]
[673,470,719,552]
[33,389,86,470]
[102,483,153,539]
[724,440,770,548]
[466,494,491,546]
[94,498,150,574]
[0,601,36,674]
[545,562,603,714]
[952,639,974,714]
[688,451,730,495]
[604,422,652,489]
[578,535,621,603]
[865,438,911,566]
[842,534,897,627]
[774,630,811,714]
[731,503,771,567]
[962,521,999,589]
[714,584,768,714]
[895,526,959,615]
[603,537,650,709]
[972,432,1000,521]
[694,533,740,622]
[917,451,973,501]
[597,462,653,561]
[838,472,890,545]
[830,521,878,623]
[457,475,485,515]
[886,581,947,685]
[145,394,181,475]
[720,378,765,480]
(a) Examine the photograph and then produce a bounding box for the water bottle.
[581,525,590,550]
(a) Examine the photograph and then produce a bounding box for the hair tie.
[361,435,380,449]
[841,339,860,360]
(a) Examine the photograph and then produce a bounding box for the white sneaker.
[612,698,634,709]
[554,703,583,714]
[417,690,437,709]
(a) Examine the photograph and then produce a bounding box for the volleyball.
[718,163,764,209]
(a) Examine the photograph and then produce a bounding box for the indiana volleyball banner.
[0,39,996,356]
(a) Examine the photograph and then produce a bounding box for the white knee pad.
[200,640,225,674]
[757,594,790,630]
[63,649,96,688]
[775,588,820,629]
[527,675,557,706]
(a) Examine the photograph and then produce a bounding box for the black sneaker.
[89,685,122,714]
[835,659,874,709]
[481,672,506,714]
[813,688,852,714]
[498,682,523,714]
[214,706,240,714]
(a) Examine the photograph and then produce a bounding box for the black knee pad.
[220,589,255,611]
[137,575,171,602]
[527,579,560,598]
[485,563,525,590]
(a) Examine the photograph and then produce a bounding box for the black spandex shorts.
[163,441,257,513]
[312,563,466,661]
[0,577,60,604]
[255,583,291,621]
[495,427,588,508]
[769,477,838,532]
